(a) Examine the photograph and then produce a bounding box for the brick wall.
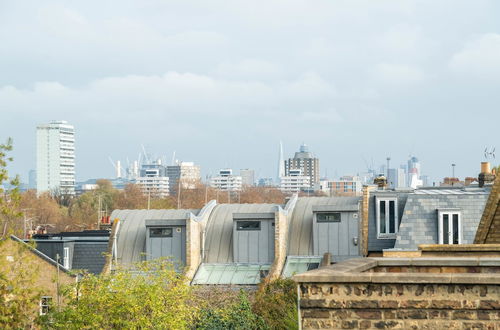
[299,282,499,329]
[185,217,202,280]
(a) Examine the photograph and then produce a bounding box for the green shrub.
[253,278,298,330]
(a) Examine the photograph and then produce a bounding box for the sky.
[1,0,499,184]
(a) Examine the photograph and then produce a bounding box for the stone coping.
[418,244,500,252]
[292,257,500,284]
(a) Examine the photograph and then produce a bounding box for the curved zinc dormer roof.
[110,209,199,265]
[287,197,361,256]
[203,203,279,263]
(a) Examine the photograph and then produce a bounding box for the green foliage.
[0,239,42,329]
[253,278,299,330]
[40,259,196,329]
[0,138,22,237]
[195,291,267,330]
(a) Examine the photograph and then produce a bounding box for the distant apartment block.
[284,144,319,189]
[210,169,242,191]
[167,161,201,194]
[36,120,75,195]
[318,176,362,196]
[240,169,255,186]
[136,161,169,197]
[280,169,310,193]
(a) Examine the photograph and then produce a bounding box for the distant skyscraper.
[240,169,255,186]
[407,156,421,183]
[36,121,75,195]
[28,169,37,190]
[284,144,320,189]
[387,168,406,189]
[167,161,201,194]
[277,141,285,182]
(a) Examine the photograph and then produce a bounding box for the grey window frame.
[316,212,341,223]
[150,227,173,238]
[236,220,261,231]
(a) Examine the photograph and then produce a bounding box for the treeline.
[6,180,287,235]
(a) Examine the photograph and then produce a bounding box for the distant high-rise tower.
[36,120,75,195]
[240,169,255,186]
[277,141,285,182]
[407,156,421,185]
[284,144,320,188]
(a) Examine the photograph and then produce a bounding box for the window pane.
[379,201,386,234]
[443,214,449,244]
[389,201,395,233]
[150,228,173,237]
[452,214,459,244]
[236,221,261,231]
[317,212,341,223]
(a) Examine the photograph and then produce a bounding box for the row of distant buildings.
[34,120,436,198]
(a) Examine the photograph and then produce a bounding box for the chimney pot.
[481,162,491,174]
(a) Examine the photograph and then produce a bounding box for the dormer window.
[236,221,261,231]
[438,210,461,244]
[150,228,173,237]
[316,212,341,223]
[376,197,398,238]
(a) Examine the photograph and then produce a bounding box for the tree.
[114,183,147,209]
[253,278,298,330]
[18,190,68,233]
[0,239,42,329]
[41,259,196,329]
[0,138,22,238]
[239,186,285,204]
[194,290,267,330]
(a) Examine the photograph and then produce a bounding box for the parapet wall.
[294,257,500,329]
[299,282,499,329]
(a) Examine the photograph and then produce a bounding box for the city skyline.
[1,1,499,184]
[6,123,494,186]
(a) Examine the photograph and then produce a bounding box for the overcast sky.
[1,0,499,183]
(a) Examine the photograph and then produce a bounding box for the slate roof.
[110,209,199,265]
[394,190,489,249]
[287,196,360,256]
[9,235,74,275]
[71,241,109,274]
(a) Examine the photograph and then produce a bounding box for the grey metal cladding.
[203,204,279,263]
[233,217,275,263]
[313,211,360,258]
[394,193,489,250]
[287,196,361,256]
[110,209,199,265]
[233,212,275,220]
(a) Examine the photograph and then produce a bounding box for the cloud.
[449,33,500,78]
[0,71,338,121]
[372,63,426,84]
